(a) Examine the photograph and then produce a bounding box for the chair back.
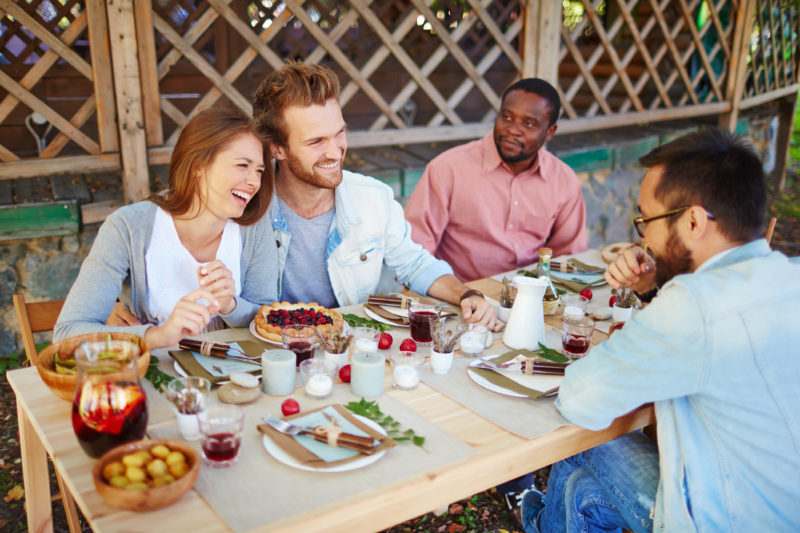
[12,293,64,364]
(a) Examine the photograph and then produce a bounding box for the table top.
[9,254,653,533]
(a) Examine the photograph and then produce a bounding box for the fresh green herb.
[344,398,425,447]
[537,342,570,363]
[342,313,392,332]
[145,359,174,392]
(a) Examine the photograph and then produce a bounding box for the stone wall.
[0,113,778,356]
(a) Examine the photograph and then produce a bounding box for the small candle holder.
[390,351,424,390]
[299,359,338,399]
[165,377,211,441]
[458,324,490,356]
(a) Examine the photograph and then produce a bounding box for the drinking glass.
[408,302,438,347]
[281,325,318,366]
[199,406,245,467]
[351,326,380,353]
[561,316,595,360]
[72,340,148,458]
[458,324,490,356]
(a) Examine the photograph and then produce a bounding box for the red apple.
[281,398,300,417]
[338,364,352,383]
[579,288,593,301]
[378,332,393,350]
[399,338,417,352]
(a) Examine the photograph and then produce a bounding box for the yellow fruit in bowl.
[150,444,170,459]
[125,482,149,491]
[103,461,125,481]
[125,466,146,483]
[165,450,186,467]
[146,459,168,478]
[108,475,128,488]
[122,454,146,468]
[168,461,189,478]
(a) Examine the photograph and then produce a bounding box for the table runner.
[420,329,569,439]
[148,387,475,532]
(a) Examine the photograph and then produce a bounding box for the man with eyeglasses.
[520,129,800,532]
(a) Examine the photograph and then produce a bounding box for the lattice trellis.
[557,0,740,120]
[0,0,108,162]
[146,0,523,146]
[745,0,799,97]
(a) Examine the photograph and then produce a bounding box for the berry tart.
[253,302,344,344]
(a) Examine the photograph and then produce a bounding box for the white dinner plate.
[174,360,187,377]
[249,320,283,346]
[363,306,409,328]
[467,354,563,399]
[261,415,387,472]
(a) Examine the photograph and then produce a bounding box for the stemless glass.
[281,325,318,366]
[200,406,245,467]
[408,302,438,347]
[72,339,148,458]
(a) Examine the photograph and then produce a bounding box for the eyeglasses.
[633,206,715,238]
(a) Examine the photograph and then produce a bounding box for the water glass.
[561,315,595,360]
[408,302,438,347]
[351,326,380,353]
[281,325,318,366]
[199,406,245,468]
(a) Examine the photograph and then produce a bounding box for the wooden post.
[520,0,561,83]
[133,0,163,146]
[106,0,149,203]
[86,0,118,153]
[772,93,798,190]
[719,0,756,133]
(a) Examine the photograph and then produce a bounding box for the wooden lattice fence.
[1,0,798,201]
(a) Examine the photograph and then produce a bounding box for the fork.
[261,415,377,453]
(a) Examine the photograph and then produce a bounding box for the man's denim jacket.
[268,170,452,306]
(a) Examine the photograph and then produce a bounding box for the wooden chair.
[766,216,777,246]
[12,293,80,533]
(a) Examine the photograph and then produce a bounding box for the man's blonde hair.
[253,62,341,147]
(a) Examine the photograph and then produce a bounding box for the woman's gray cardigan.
[54,201,279,341]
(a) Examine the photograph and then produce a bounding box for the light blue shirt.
[557,240,800,532]
[269,170,452,306]
[277,197,337,307]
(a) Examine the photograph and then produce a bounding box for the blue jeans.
[540,432,659,533]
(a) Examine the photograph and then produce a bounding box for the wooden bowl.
[92,439,200,511]
[34,332,151,402]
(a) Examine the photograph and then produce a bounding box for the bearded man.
[405,78,587,281]
[250,62,498,329]
[520,129,800,532]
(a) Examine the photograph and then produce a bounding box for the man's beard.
[655,231,693,286]
[284,151,342,190]
[494,136,536,164]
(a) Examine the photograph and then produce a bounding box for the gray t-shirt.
[278,197,338,307]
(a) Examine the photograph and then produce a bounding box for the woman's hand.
[144,289,220,348]
[198,260,236,315]
[604,245,657,294]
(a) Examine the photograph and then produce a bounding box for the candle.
[460,333,484,354]
[262,349,296,396]
[350,352,385,398]
[392,364,420,390]
[354,337,378,353]
[305,374,333,398]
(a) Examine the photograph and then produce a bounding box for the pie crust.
[253,301,344,344]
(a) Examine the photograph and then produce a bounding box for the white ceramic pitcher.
[503,275,548,350]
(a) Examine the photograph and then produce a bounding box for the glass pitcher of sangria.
[71,337,148,458]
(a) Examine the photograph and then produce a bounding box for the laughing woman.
[54,106,279,348]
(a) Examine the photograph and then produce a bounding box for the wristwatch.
[634,287,658,303]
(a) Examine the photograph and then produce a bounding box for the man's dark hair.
[639,129,766,242]
[501,78,561,127]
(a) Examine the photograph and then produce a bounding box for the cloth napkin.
[169,340,263,384]
[469,349,566,400]
[550,272,608,293]
[257,404,396,468]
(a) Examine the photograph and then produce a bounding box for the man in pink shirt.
[406,78,588,281]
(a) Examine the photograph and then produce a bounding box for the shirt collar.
[480,133,543,177]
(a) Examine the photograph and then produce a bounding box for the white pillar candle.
[262,349,296,396]
[350,352,385,398]
[305,374,333,398]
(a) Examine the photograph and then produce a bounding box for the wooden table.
[10,274,653,533]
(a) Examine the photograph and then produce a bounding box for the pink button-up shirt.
[405,134,587,281]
